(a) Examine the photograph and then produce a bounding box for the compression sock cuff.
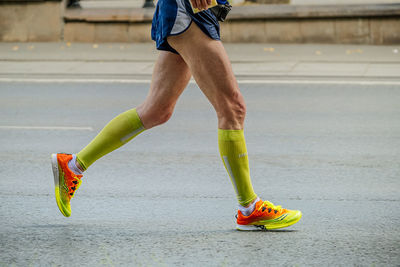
[75,155,87,171]
[218,129,245,141]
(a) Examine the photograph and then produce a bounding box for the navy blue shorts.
[151,0,220,54]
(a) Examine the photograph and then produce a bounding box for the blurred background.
[0,0,399,44]
[76,0,400,8]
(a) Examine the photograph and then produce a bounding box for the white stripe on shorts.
[171,0,192,35]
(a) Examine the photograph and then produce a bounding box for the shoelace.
[69,177,82,197]
[257,200,282,214]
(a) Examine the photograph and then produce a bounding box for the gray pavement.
[0,43,400,266]
[1,81,400,266]
[1,43,400,80]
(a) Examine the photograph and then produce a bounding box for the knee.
[217,90,246,128]
[233,93,247,121]
[137,103,174,129]
[155,107,174,126]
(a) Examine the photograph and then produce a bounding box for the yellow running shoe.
[236,199,302,231]
[51,153,82,217]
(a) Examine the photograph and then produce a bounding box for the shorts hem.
[156,45,180,55]
[169,20,193,37]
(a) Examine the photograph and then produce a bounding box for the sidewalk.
[0,43,399,80]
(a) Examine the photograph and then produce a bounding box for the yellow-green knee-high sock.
[76,108,145,170]
[218,129,257,206]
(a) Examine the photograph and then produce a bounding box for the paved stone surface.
[0,81,399,266]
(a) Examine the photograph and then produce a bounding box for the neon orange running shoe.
[51,153,82,217]
[236,199,302,231]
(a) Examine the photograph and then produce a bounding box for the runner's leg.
[169,24,243,130]
[52,51,191,217]
[168,23,257,206]
[76,51,191,170]
[136,51,191,129]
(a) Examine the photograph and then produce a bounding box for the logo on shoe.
[273,214,288,222]
[60,171,69,193]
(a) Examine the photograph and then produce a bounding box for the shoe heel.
[236,224,266,231]
[51,154,59,187]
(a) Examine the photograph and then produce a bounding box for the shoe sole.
[51,154,71,217]
[236,211,302,231]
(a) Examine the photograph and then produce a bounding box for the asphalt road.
[0,81,399,266]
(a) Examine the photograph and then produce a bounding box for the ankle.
[68,154,83,175]
[75,160,84,172]
[238,197,259,216]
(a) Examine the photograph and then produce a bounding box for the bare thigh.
[167,23,245,130]
[137,51,192,129]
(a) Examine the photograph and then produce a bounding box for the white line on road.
[237,80,400,85]
[0,126,93,131]
[0,78,151,84]
[0,77,400,85]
